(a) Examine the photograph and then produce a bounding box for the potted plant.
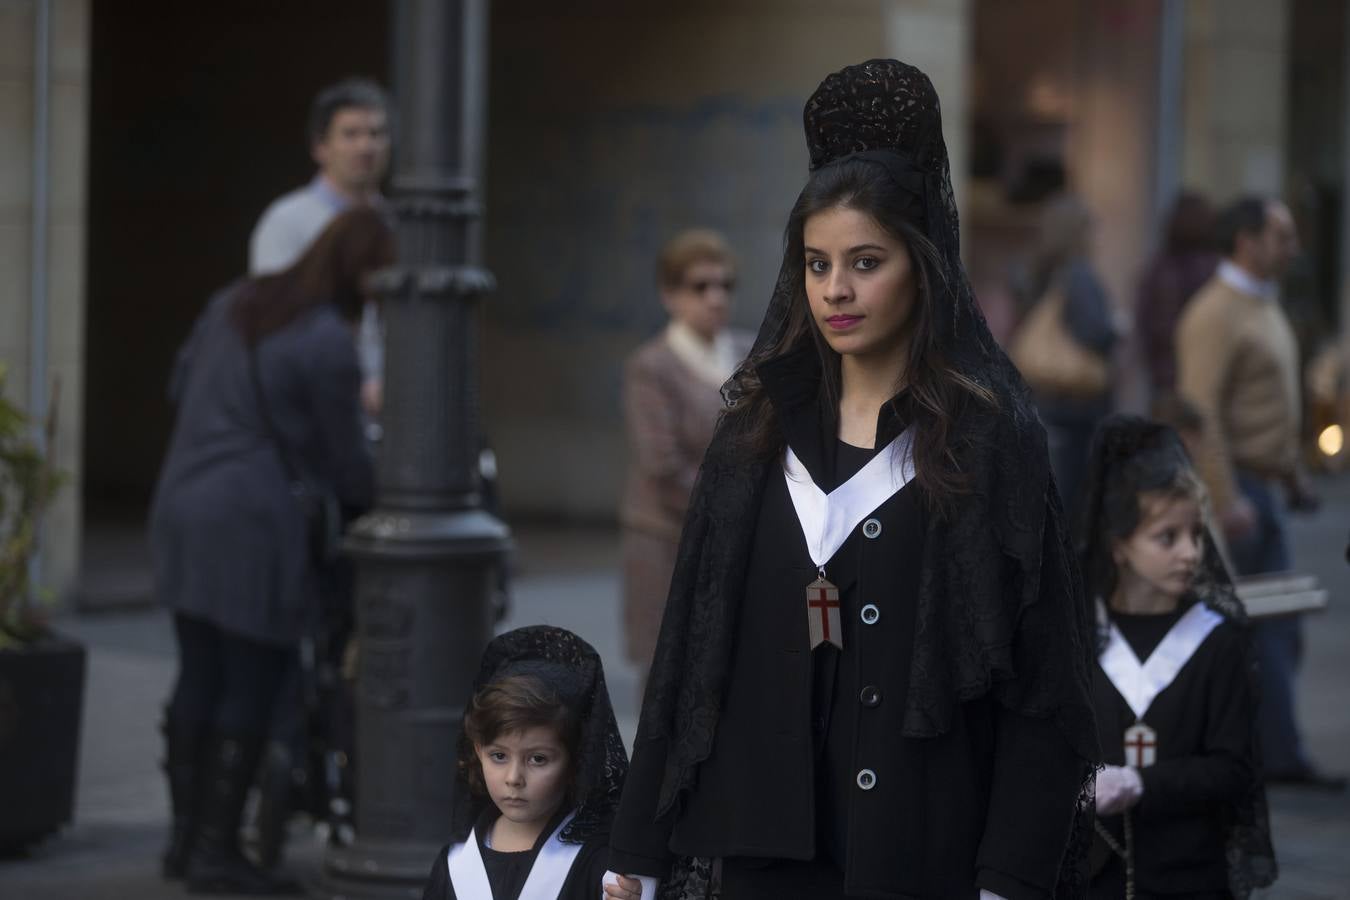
[0,366,85,851]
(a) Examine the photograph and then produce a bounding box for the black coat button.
[862,517,882,539]
[856,768,877,790]
[860,603,880,625]
[859,685,882,708]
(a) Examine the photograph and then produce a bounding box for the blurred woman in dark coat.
[1135,191,1219,396]
[150,207,394,894]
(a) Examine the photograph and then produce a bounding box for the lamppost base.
[311,838,440,900]
[346,507,511,562]
[314,508,510,900]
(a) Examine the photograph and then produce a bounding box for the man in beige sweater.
[1176,196,1341,789]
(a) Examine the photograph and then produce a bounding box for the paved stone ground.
[2,476,1347,899]
[0,526,640,900]
[1247,475,1350,900]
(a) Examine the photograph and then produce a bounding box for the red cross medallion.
[1123,722,1157,769]
[806,574,842,650]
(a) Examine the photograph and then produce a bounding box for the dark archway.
[81,2,389,605]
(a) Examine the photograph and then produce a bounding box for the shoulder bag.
[1008,278,1110,398]
[247,347,344,566]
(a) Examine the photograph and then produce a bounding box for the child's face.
[1112,492,1204,601]
[475,726,571,830]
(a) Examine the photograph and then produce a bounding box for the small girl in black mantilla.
[422,626,629,900]
[1078,415,1276,899]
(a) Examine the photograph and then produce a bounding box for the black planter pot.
[0,633,87,851]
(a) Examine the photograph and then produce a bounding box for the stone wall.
[0,0,89,605]
[1182,0,1290,197]
[483,0,968,520]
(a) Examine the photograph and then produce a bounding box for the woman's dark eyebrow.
[803,244,888,255]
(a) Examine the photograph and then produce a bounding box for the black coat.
[611,395,1086,899]
[1090,606,1255,897]
[423,808,610,900]
[150,286,374,645]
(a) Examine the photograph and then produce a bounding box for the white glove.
[602,870,658,900]
[979,891,1010,900]
[1096,764,1144,816]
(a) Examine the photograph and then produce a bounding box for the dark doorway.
[1288,0,1346,337]
[81,2,389,606]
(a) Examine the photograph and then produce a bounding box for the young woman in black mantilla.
[602,60,1100,900]
[1078,416,1276,899]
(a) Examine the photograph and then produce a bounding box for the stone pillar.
[1154,0,1186,225]
[1342,6,1350,361]
[0,0,89,607]
[315,1,509,897]
[1074,5,1161,298]
[882,0,970,214]
[1069,4,1162,401]
[1181,0,1290,197]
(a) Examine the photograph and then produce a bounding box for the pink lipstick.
[826,315,863,331]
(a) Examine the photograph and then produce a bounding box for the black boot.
[161,710,205,880]
[251,740,299,870]
[185,733,299,895]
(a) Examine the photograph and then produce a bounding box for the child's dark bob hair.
[459,673,583,799]
[1079,414,1207,605]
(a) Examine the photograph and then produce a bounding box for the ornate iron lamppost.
[316,0,508,896]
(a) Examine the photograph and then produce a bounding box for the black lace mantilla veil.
[447,625,629,844]
[1077,416,1277,898]
[637,60,1101,898]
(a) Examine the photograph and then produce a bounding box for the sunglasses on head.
[684,277,736,295]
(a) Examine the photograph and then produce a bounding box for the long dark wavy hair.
[727,158,994,512]
[231,206,396,345]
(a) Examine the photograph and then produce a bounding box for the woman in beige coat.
[621,230,751,685]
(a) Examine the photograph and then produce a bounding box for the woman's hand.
[1096,764,1144,816]
[601,872,645,900]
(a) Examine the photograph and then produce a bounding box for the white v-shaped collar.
[783,427,916,570]
[447,811,581,900]
[1099,602,1223,720]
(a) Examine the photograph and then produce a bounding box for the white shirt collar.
[1217,260,1278,301]
[665,320,738,389]
[309,174,353,212]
